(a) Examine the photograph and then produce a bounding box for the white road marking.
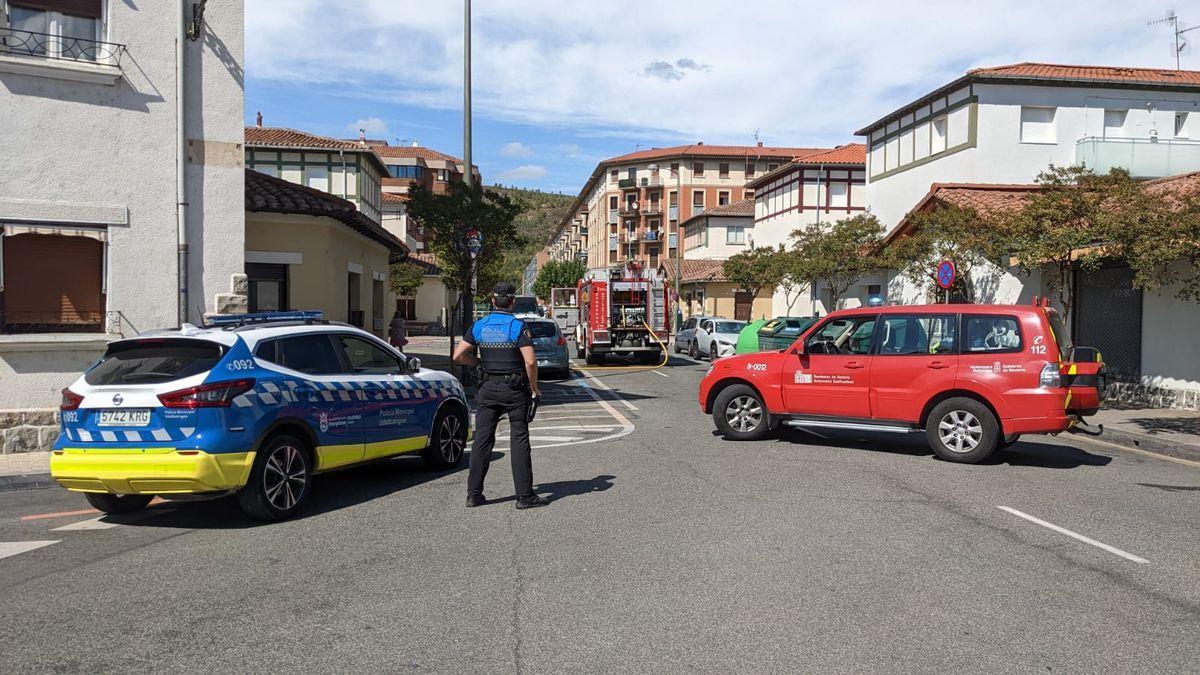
[0,540,58,560]
[650,369,669,378]
[997,506,1149,564]
[575,370,638,411]
[52,516,119,531]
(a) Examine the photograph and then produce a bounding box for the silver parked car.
[674,315,722,358]
[694,319,747,360]
[526,318,570,379]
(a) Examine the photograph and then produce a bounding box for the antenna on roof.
[753,128,760,144]
[1149,10,1200,69]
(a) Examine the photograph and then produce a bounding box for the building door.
[734,291,753,321]
[1073,264,1142,381]
[246,263,288,313]
[347,271,363,327]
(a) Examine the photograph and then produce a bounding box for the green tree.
[997,165,1146,324]
[791,213,888,309]
[532,259,587,301]
[405,182,525,328]
[722,246,784,300]
[769,247,810,315]
[884,203,1011,303]
[387,261,426,298]
[1107,177,1199,302]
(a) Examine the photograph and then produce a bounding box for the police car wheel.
[422,408,467,470]
[926,398,999,464]
[238,434,312,521]
[84,492,153,514]
[713,385,771,441]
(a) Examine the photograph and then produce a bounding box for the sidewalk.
[1084,406,1200,463]
[0,451,53,491]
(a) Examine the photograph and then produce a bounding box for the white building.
[0,0,245,450]
[857,62,1200,406]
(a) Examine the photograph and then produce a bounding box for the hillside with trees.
[487,185,576,284]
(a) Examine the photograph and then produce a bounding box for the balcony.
[618,178,638,189]
[1075,136,1200,179]
[640,175,662,188]
[642,204,662,216]
[0,28,125,84]
[644,230,661,242]
[619,203,640,216]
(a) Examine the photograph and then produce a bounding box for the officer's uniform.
[463,308,535,501]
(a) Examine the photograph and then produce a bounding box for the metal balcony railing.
[0,27,126,67]
[640,175,662,188]
[642,204,662,215]
[618,178,637,189]
[619,203,640,216]
[1075,136,1200,178]
[644,230,661,242]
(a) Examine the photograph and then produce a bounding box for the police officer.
[452,282,550,510]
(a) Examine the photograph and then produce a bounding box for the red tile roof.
[1146,170,1200,195]
[244,169,408,261]
[745,144,867,189]
[381,192,408,204]
[969,62,1200,86]
[607,143,825,164]
[245,126,365,150]
[680,198,755,227]
[406,252,441,275]
[661,259,729,283]
[373,145,462,163]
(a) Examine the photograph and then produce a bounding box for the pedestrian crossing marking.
[0,540,58,560]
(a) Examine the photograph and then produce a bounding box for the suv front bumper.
[50,448,255,495]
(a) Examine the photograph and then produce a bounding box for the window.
[1019,106,1056,143]
[744,189,755,200]
[609,195,618,209]
[806,315,877,355]
[1103,109,1128,138]
[626,167,637,181]
[692,162,705,177]
[718,190,730,206]
[396,297,416,321]
[648,246,659,267]
[387,165,424,180]
[692,190,704,207]
[337,335,400,374]
[306,165,329,192]
[6,1,102,61]
[270,335,346,375]
[246,263,288,313]
[718,163,730,178]
[610,168,619,181]
[931,116,948,153]
[767,163,779,172]
[745,161,756,176]
[86,339,225,386]
[2,230,104,333]
[525,321,559,339]
[670,162,679,174]
[1176,112,1190,138]
[964,315,1023,353]
[436,169,448,182]
[726,226,746,245]
[877,315,957,355]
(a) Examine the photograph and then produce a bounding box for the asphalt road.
[1,350,1198,672]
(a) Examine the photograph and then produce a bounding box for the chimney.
[696,141,704,146]
[757,141,763,147]
[255,110,263,127]
[358,128,366,145]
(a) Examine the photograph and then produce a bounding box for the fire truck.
[576,262,670,365]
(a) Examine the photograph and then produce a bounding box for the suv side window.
[272,334,346,375]
[684,318,696,331]
[806,315,877,355]
[701,320,713,333]
[963,315,1022,353]
[337,335,402,375]
[877,315,958,355]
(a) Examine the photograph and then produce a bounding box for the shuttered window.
[11,1,102,18]
[2,233,104,332]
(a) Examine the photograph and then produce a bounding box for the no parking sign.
[936,260,956,290]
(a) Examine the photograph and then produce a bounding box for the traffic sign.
[936,260,956,290]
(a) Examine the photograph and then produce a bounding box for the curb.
[0,473,56,493]
[1085,427,1200,464]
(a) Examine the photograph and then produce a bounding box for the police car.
[51,312,469,520]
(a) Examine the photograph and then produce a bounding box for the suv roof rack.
[206,310,327,330]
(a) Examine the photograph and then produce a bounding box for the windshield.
[526,321,559,339]
[85,339,225,385]
[512,296,539,315]
[714,321,745,334]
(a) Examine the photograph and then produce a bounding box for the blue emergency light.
[205,310,325,327]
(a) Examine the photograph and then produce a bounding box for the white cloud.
[499,141,535,158]
[497,164,549,182]
[347,117,389,137]
[248,0,1180,146]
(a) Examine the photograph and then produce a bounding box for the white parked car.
[693,319,747,361]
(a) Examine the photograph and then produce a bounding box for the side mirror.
[792,342,805,356]
[406,356,422,372]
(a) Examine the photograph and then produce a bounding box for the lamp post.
[648,162,683,330]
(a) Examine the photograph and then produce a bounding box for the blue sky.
[245,1,1186,195]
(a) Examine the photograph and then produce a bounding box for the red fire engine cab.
[576,262,670,365]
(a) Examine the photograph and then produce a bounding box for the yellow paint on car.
[51,449,255,495]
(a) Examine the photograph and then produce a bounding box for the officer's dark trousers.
[468,380,533,499]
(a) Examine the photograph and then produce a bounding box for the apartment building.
[0,0,245,450]
[546,143,823,271]
[858,62,1200,405]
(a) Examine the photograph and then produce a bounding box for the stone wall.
[1106,381,1200,412]
[0,410,59,454]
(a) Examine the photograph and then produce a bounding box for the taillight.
[158,378,255,408]
[60,388,84,411]
[1039,363,1061,388]
[557,336,567,346]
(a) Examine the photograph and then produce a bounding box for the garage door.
[1073,264,1142,381]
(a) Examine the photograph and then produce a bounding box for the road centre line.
[997,506,1149,564]
[0,540,58,561]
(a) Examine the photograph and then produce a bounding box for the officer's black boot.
[466,493,486,508]
[515,494,550,510]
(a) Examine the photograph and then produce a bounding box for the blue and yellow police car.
[51,312,469,520]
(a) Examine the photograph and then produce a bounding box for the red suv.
[697,302,1104,463]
